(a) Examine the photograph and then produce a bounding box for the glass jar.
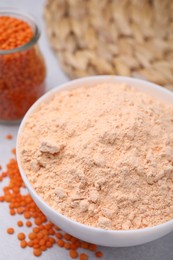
[0,10,46,123]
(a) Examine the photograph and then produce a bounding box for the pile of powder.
[18,82,173,230]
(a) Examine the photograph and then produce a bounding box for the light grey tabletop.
[0,0,173,259]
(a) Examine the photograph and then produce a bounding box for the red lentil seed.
[6,134,13,140]
[20,240,27,248]
[39,239,46,246]
[96,251,103,258]
[71,244,78,250]
[81,242,89,249]
[0,196,4,202]
[80,253,89,260]
[26,221,32,227]
[69,250,79,259]
[28,241,34,247]
[10,209,16,215]
[56,232,63,239]
[64,233,72,241]
[40,245,47,251]
[2,172,7,178]
[7,227,14,234]
[89,244,97,251]
[46,241,53,248]
[17,233,26,241]
[33,227,40,233]
[57,239,65,248]
[33,249,42,257]
[34,244,40,249]
[28,232,36,240]
[64,243,71,250]
[24,211,31,219]
[17,221,23,227]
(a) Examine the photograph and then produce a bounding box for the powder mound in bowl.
[18,82,173,230]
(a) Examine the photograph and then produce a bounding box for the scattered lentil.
[20,240,27,248]
[56,232,63,239]
[70,250,79,259]
[57,239,65,248]
[5,134,13,140]
[17,207,25,214]
[28,241,34,247]
[80,253,88,260]
[64,233,72,241]
[10,209,16,216]
[33,227,39,233]
[28,232,37,240]
[17,233,26,241]
[11,148,16,155]
[0,196,5,202]
[95,251,103,258]
[81,242,89,249]
[89,244,97,251]
[1,146,103,259]
[26,221,32,227]
[33,248,42,257]
[24,211,31,219]
[17,221,23,227]
[7,227,14,235]
[64,243,71,250]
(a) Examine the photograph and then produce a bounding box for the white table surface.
[0,1,173,259]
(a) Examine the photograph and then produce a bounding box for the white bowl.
[16,76,173,247]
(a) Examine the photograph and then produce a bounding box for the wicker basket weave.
[44,0,173,90]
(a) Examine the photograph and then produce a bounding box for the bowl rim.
[16,75,173,235]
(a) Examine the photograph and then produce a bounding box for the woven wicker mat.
[44,0,173,90]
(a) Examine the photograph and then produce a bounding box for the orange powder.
[18,82,173,230]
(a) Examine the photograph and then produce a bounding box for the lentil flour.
[18,82,173,230]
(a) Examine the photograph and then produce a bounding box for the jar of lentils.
[0,9,46,123]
